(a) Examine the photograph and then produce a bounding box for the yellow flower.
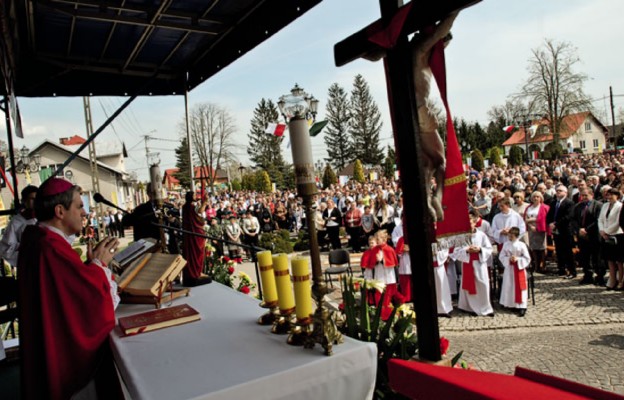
[351,277,386,293]
[396,304,416,320]
[238,271,251,281]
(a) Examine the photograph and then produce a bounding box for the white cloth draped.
[491,210,526,245]
[433,248,453,314]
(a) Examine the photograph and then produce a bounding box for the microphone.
[93,193,129,214]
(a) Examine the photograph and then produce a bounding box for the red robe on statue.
[18,225,118,400]
[182,201,206,281]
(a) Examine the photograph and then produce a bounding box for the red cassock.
[18,225,117,400]
[182,202,207,280]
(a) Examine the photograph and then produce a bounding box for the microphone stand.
[153,223,267,300]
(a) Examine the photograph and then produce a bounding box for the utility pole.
[610,86,616,150]
[83,96,104,239]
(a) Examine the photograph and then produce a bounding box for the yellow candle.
[291,257,312,321]
[273,254,295,313]
[257,250,278,305]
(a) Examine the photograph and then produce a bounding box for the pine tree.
[257,170,272,193]
[247,99,285,177]
[173,137,192,190]
[322,164,337,189]
[489,147,502,166]
[471,149,484,171]
[324,83,354,170]
[353,159,365,183]
[349,74,384,165]
[509,145,524,166]
[383,146,395,179]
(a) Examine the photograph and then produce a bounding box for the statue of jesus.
[410,12,458,221]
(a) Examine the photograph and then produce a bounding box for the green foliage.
[293,229,310,251]
[324,83,354,170]
[322,164,337,189]
[231,178,242,191]
[241,172,256,191]
[353,159,365,183]
[73,247,83,258]
[508,145,524,166]
[471,149,484,171]
[256,170,272,193]
[489,147,502,166]
[258,230,294,254]
[173,137,193,190]
[350,74,384,165]
[382,147,395,179]
[340,277,418,398]
[247,99,285,170]
[543,141,564,160]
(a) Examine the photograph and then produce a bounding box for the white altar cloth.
[111,283,377,400]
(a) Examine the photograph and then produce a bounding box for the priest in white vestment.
[499,227,531,316]
[433,246,453,316]
[491,198,526,249]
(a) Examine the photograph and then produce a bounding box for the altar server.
[451,214,494,316]
[491,198,526,249]
[362,230,400,308]
[433,245,453,317]
[18,178,122,399]
[499,227,531,316]
[395,235,412,303]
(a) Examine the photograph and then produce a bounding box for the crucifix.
[335,0,480,361]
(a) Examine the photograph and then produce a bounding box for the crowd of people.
[4,151,624,397]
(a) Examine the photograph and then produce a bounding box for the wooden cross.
[334,0,480,361]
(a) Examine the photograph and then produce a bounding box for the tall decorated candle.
[273,254,295,314]
[257,250,278,306]
[291,256,312,321]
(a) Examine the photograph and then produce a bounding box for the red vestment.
[461,252,480,295]
[511,260,527,303]
[182,202,207,280]
[18,225,117,400]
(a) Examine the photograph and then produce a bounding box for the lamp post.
[15,146,41,174]
[238,163,245,180]
[278,84,342,355]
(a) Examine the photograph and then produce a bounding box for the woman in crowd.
[523,191,550,273]
[598,188,624,290]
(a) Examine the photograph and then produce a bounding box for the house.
[1,139,137,212]
[502,112,608,158]
[337,162,383,182]
[163,166,229,193]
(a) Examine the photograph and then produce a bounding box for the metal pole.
[185,79,195,190]
[2,96,19,211]
[610,86,616,150]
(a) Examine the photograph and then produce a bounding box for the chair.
[324,249,353,288]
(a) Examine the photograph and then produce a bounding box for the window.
[593,139,599,148]
[579,140,586,149]
[585,122,592,132]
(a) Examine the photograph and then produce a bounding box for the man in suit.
[546,184,576,278]
[570,188,603,284]
[122,183,161,241]
[323,199,342,250]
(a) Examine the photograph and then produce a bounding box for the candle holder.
[287,316,313,346]
[302,283,343,355]
[271,307,296,335]
[257,300,279,326]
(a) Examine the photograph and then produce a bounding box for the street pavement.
[110,232,624,395]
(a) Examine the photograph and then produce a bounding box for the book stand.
[120,279,190,309]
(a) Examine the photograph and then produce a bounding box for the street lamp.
[278,84,341,354]
[15,146,41,173]
[238,163,245,180]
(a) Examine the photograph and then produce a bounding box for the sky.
[3,0,624,181]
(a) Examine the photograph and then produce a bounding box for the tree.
[382,148,395,179]
[256,170,272,193]
[489,147,502,166]
[520,39,592,147]
[231,178,242,191]
[186,103,236,189]
[322,164,337,189]
[173,136,192,190]
[247,99,285,179]
[349,74,384,165]
[542,142,563,160]
[471,149,484,172]
[324,83,354,170]
[241,172,256,191]
[353,159,365,183]
[508,145,524,166]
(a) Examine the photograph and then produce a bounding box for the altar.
[111,283,377,400]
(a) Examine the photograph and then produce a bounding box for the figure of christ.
[410,12,458,221]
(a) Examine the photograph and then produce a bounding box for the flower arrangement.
[205,254,255,296]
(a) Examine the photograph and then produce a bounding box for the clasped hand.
[88,237,120,265]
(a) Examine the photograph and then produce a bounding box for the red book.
[118,304,200,336]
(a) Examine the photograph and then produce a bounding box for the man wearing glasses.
[546,184,576,278]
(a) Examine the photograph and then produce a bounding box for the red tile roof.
[502,112,605,147]
[59,135,86,145]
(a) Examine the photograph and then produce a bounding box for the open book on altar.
[118,253,187,297]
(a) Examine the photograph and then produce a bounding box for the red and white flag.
[502,125,516,134]
[265,123,287,137]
